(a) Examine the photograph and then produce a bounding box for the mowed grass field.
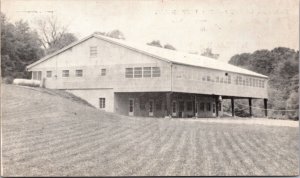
[1,84,299,176]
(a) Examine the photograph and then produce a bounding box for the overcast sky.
[2,0,299,62]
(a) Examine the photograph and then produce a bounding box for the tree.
[164,44,176,50]
[1,13,44,81]
[36,15,77,54]
[201,48,219,59]
[94,29,125,40]
[228,47,299,120]
[147,40,163,48]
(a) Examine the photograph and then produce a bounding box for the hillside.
[1,84,299,176]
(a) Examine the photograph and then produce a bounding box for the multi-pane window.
[46,71,52,78]
[152,67,160,77]
[172,101,176,113]
[134,67,142,78]
[101,68,106,76]
[212,104,216,113]
[125,68,133,78]
[187,101,193,111]
[200,103,205,111]
[206,103,211,112]
[206,76,210,81]
[75,70,83,77]
[99,98,105,108]
[143,67,151,77]
[62,70,69,77]
[90,46,97,57]
[228,75,231,84]
[156,100,162,110]
[125,67,160,78]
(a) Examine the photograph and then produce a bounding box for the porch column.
[249,98,252,117]
[219,96,223,117]
[264,98,268,117]
[215,96,219,117]
[166,92,172,117]
[194,95,197,117]
[231,98,235,117]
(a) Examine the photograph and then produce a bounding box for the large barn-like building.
[26,33,268,118]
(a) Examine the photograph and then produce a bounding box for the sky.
[1,0,299,62]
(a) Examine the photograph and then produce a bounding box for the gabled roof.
[27,33,268,78]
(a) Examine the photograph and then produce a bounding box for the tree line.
[228,47,299,120]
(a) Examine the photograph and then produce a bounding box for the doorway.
[129,98,134,116]
[179,101,184,118]
[149,99,154,116]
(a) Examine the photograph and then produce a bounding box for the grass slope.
[1,84,299,176]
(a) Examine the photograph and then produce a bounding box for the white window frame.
[125,68,133,78]
[152,67,160,77]
[62,70,69,77]
[90,46,97,57]
[134,67,142,78]
[143,67,151,77]
[99,98,105,109]
[101,68,106,76]
[75,70,83,77]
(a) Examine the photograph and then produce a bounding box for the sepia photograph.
[1,0,299,176]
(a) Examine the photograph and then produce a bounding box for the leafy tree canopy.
[228,47,299,120]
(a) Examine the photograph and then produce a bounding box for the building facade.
[27,33,269,118]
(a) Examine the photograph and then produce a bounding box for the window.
[143,67,151,77]
[156,100,162,110]
[235,77,238,85]
[75,70,83,77]
[32,71,37,80]
[187,101,193,111]
[46,71,52,78]
[202,76,206,81]
[206,103,211,112]
[200,103,205,111]
[172,101,176,113]
[62,70,69,77]
[99,98,105,108]
[228,75,231,84]
[238,76,242,85]
[101,68,106,76]
[90,46,97,57]
[216,76,219,83]
[152,67,160,77]
[261,80,265,88]
[134,67,142,78]
[125,68,133,78]
[212,104,216,113]
[250,78,253,86]
[207,76,210,81]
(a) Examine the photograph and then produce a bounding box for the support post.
[215,96,219,118]
[194,95,197,117]
[231,98,235,117]
[166,92,172,118]
[249,98,252,117]
[264,98,268,117]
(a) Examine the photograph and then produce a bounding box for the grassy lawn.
[1,84,299,176]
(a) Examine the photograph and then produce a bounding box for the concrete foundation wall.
[66,89,114,112]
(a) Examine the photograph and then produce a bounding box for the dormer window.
[90,46,97,57]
